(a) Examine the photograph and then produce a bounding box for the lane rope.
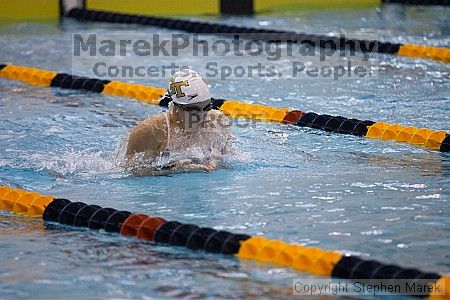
[1,63,448,152]
[0,185,449,299]
[65,8,450,64]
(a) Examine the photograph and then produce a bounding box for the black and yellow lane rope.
[65,8,450,64]
[0,185,449,299]
[1,64,449,152]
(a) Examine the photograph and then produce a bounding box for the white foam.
[32,150,123,178]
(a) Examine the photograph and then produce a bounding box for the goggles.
[174,100,212,112]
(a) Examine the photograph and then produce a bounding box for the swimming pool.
[1,5,449,299]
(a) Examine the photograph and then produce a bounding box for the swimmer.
[125,69,232,174]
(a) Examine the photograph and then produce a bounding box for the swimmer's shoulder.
[138,113,167,129]
[131,113,168,137]
[208,109,225,117]
[207,109,227,120]
[126,113,168,158]
[206,109,229,126]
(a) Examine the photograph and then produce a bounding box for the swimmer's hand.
[174,159,218,173]
[125,158,219,176]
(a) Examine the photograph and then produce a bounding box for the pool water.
[1,4,450,299]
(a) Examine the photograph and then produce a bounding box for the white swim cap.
[169,69,211,107]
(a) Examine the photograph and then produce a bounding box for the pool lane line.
[65,8,450,64]
[1,63,449,152]
[0,185,449,299]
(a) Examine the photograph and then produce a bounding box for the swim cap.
[169,69,211,107]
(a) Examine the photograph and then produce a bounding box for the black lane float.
[65,8,450,64]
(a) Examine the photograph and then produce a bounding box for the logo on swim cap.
[169,69,211,106]
[169,79,190,98]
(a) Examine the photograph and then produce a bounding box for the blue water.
[1,4,450,299]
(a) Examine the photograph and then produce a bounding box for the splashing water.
[33,150,124,178]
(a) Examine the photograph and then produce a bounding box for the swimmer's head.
[169,69,212,111]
